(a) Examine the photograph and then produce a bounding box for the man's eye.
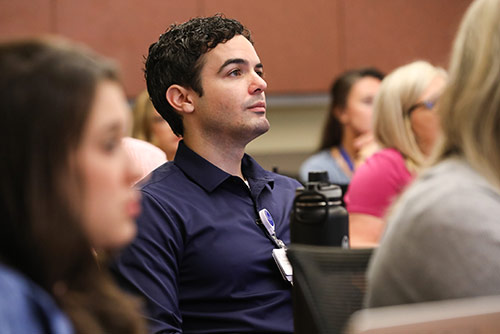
[256,70,264,78]
[228,69,241,76]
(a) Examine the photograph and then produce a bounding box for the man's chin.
[253,124,270,140]
[256,119,270,134]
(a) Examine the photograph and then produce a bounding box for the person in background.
[366,0,500,307]
[345,61,446,248]
[0,37,145,334]
[299,68,384,188]
[122,136,167,185]
[111,14,301,333]
[132,89,180,161]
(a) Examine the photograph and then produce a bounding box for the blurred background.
[0,0,472,176]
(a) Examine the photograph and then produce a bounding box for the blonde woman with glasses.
[366,0,500,307]
[345,61,447,247]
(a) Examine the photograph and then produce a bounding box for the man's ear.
[166,84,195,114]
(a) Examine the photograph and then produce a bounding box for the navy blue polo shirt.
[112,141,301,333]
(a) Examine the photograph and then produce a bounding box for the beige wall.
[246,96,328,176]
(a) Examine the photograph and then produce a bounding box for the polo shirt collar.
[174,140,274,193]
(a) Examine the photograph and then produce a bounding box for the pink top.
[122,137,167,185]
[345,148,413,218]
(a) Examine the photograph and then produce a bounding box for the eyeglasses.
[407,99,438,116]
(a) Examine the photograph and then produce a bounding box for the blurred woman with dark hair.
[299,68,383,186]
[0,37,145,334]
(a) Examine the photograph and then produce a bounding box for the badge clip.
[259,209,275,237]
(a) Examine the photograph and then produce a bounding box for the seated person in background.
[111,15,301,333]
[299,68,384,187]
[0,37,144,333]
[122,136,167,184]
[366,0,500,307]
[345,61,447,248]
[132,89,181,161]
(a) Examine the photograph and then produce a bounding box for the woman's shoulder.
[366,147,406,166]
[0,263,37,303]
[301,149,335,167]
[382,158,500,245]
[299,149,348,184]
[354,148,410,181]
[401,158,500,217]
[0,263,74,334]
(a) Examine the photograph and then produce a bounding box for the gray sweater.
[366,157,500,307]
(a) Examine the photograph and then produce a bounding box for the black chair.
[287,245,374,334]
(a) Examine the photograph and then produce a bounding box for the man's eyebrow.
[217,58,247,74]
[217,59,264,74]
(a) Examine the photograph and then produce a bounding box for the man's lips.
[247,101,266,112]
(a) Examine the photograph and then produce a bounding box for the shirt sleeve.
[345,150,412,218]
[111,191,184,334]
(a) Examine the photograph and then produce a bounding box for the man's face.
[190,35,269,145]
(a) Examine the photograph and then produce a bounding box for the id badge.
[272,248,293,285]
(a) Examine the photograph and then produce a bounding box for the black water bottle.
[290,171,349,247]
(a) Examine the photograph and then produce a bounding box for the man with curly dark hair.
[112,14,300,333]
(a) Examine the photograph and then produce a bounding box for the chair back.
[287,245,374,334]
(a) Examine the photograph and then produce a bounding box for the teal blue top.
[299,149,350,185]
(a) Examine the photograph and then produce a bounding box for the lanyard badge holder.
[259,209,293,285]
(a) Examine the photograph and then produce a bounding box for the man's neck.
[183,134,246,179]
